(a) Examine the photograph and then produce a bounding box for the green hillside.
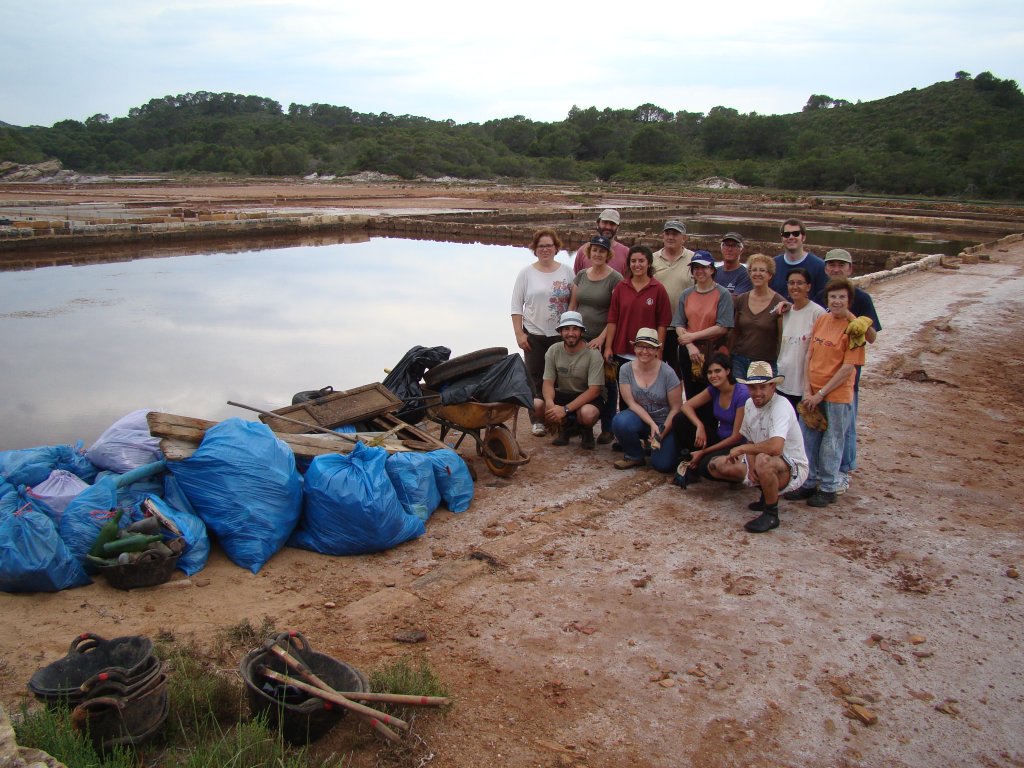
[1,71,1021,198]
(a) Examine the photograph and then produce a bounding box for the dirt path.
[2,241,1023,768]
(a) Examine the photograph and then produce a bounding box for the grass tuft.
[13,703,135,768]
[369,656,449,699]
[215,616,279,655]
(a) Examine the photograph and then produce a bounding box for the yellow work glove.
[846,316,872,349]
[798,400,828,431]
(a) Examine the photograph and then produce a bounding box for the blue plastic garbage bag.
[0,479,19,515]
[385,452,441,522]
[16,485,61,522]
[163,473,198,518]
[59,461,168,569]
[0,441,97,487]
[425,449,474,513]
[290,442,425,555]
[168,419,301,574]
[1,503,91,593]
[129,493,210,577]
[59,476,121,568]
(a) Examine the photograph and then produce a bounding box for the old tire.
[424,347,508,389]
[482,425,520,478]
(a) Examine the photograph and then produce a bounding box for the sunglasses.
[782,230,803,238]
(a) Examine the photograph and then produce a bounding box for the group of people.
[510,210,881,533]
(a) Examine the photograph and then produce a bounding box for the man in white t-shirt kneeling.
[707,361,808,533]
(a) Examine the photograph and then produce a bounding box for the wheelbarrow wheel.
[482,425,520,478]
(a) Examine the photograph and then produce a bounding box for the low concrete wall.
[0,213,370,252]
[856,233,1022,287]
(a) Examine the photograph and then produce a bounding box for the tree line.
[1,71,1021,199]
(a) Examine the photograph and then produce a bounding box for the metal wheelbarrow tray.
[426,395,530,478]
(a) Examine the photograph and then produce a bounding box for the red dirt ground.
[1,185,1022,767]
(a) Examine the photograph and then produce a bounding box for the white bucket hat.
[555,311,586,332]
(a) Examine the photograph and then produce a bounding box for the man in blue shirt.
[713,232,753,295]
[770,219,827,300]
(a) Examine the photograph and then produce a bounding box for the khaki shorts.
[740,454,808,494]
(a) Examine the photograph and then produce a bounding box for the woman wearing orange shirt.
[784,277,865,508]
[672,251,735,437]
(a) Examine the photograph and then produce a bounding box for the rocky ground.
[0,182,1022,767]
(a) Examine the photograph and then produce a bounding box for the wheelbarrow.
[426,398,530,478]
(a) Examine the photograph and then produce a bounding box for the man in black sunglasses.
[770,219,827,300]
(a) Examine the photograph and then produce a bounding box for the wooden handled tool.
[259,666,409,737]
[265,643,447,705]
[227,400,358,442]
[331,691,448,707]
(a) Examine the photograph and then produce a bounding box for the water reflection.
[0,238,564,450]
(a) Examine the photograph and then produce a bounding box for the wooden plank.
[260,383,402,433]
[147,411,216,437]
[158,434,414,461]
[371,413,448,451]
[148,411,419,461]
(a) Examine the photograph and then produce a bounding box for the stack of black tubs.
[28,632,167,751]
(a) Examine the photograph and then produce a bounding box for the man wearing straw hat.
[533,311,605,449]
[708,361,808,533]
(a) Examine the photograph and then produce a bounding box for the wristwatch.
[564,406,571,415]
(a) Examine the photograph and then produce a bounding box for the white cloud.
[1,0,1021,126]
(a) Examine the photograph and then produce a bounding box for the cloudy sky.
[3,0,1022,128]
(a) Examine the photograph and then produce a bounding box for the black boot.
[552,423,571,446]
[744,502,779,533]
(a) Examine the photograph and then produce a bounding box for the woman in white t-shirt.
[776,267,826,409]
[511,228,575,434]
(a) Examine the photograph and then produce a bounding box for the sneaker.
[614,457,644,470]
[597,431,614,445]
[580,427,595,450]
[748,494,766,512]
[807,490,837,507]
[783,485,816,501]
[836,473,850,495]
[531,422,547,437]
[744,512,779,533]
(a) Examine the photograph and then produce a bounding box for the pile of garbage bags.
[1,409,473,593]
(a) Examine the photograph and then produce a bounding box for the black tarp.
[382,346,452,423]
[437,354,533,410]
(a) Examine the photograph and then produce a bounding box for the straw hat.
[736,361,784,385]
